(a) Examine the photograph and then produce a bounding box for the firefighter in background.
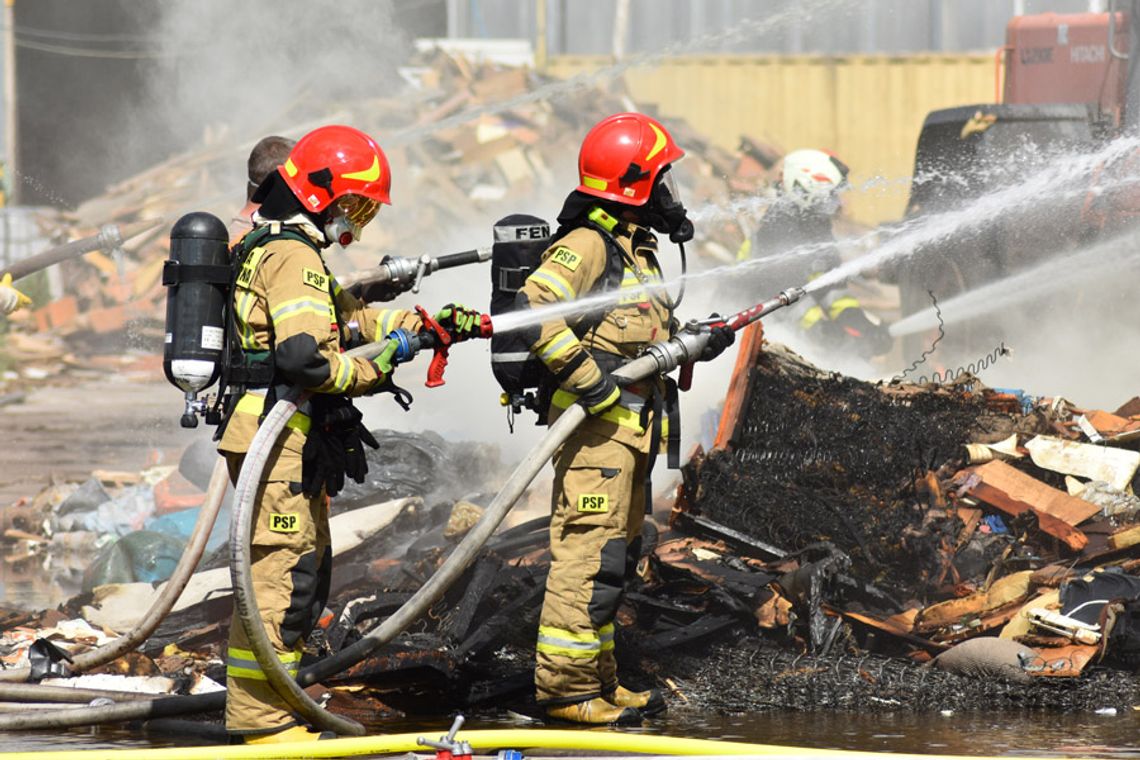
[216,124,479,743]
[743,148,891,358]
[0,273,30,315]
[518,113,734,724]
[230,135,296,241]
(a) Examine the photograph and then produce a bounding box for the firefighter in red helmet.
[516,113,733,724]
[216,125,477,743]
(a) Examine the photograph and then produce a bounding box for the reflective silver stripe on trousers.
[536,633,601,652]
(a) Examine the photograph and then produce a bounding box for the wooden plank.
[967,481,1088,552]
[954,506,983,550]
[969,460,1100,526]
[1109,524,1140,552]
[835,608,949,653]
[915,570,1033,632]
[713,321,764,450]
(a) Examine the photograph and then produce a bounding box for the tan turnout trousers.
[222,453,332,735]
[534,430,647,704]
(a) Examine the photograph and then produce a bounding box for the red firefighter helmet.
[278,125,392,214]
[576,112,684,206]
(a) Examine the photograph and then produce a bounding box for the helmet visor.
[336,194,380,228]
[654,167,684,211]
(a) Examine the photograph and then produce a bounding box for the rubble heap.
[684,344,995,596]
[1,48,778,392]
[2,341,1139,720]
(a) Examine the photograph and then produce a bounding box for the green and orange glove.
[371,338,401,384]
[434,303,484,341]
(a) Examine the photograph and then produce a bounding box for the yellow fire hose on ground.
[0,727,1098,760]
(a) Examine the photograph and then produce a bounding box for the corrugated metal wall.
[547,54,996,224]
[454,0,1098,56]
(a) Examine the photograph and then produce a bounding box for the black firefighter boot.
[604,685,666,716]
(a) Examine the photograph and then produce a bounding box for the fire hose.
[0,219,165,282]
[232,288,805,736]
[0,287,802,733]
[0,460,230,685]
[0,241,489,729]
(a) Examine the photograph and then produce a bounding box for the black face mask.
[643,168,694,244]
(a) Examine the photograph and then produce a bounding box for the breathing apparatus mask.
[322,194,380,248]
[643,166,694,244]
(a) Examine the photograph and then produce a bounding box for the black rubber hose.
[434,247,488,270]
[0,692,223,731]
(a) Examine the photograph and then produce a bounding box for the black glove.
[301,396,380,497]
[575,372,620,416]
[347,279,404,304]
[699,315,735,362]
[301,426,345,498]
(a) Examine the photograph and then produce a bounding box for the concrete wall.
[547,53,996,225]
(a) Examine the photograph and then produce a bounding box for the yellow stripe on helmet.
[342,155,380,182]
[645,123,667,161]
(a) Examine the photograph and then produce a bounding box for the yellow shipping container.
[546,54,996,226]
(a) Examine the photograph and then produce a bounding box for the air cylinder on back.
[489,214,550,413]
[162,212,230,426]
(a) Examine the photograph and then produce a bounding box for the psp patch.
[268,513,301,533]
[302,267,329,292]
[577,494,609,513]
[550,247,582,272]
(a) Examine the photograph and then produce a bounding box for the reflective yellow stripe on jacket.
[234,392,311,434]
[801,296,862,331]
[549,388,669,438]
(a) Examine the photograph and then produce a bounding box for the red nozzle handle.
[679,361,694,392]
[415,305,452,388]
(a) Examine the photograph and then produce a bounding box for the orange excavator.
[897,2,1140,357]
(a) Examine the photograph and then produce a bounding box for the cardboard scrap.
[1026,435,1140,492]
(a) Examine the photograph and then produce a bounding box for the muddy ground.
[0,378,190,507]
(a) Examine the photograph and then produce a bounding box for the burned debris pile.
[682,344,996,595]
[1,341,1139,718]
[653,339,1140,710]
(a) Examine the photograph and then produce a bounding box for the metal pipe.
[1,218,165,282]
[0,457,230,684]
[336,246,491,294]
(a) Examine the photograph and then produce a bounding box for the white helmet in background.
[780,148,849,213]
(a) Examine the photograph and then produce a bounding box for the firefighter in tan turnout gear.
[517,113,734,725]
[215,125,479,744]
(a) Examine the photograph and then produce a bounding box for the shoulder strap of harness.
[211,224,325,435]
